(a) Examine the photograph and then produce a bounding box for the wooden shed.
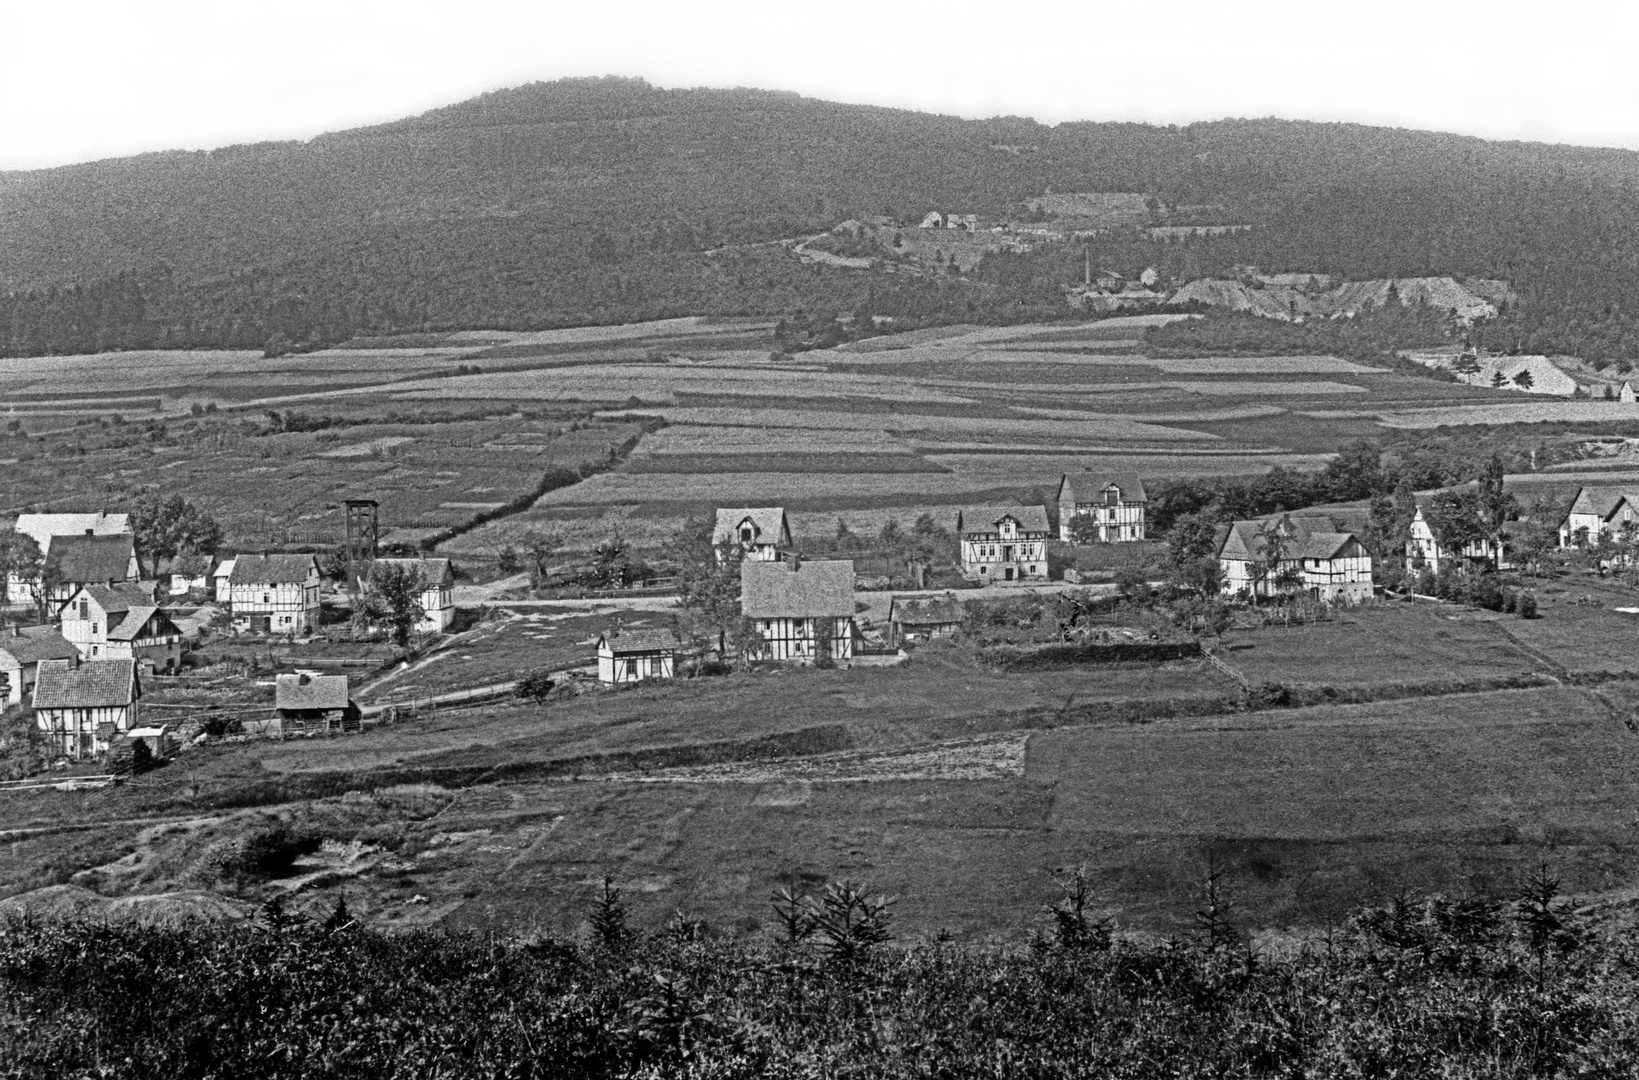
[597,628,678,685]
[275,672,359,733]
[887,593,966,646]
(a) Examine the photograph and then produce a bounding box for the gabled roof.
[50,534,136,584]
[0,626,79,667]
[13,513,130,552]
[275,672,351,711]
[32,658,136,709]
[712,507,791,548]
[107,607,180,642]
[1097,475,1147,504]
[230,554,319,586]
[956,506,1051,536]
[1564,487,1639,522]
[1219,513,1363,562]
[598,628,679,654]
[1055,474,1075,506]
[888,593,966,626]
[213,558,236,580]
[741,559,855,618]
[372,557,455,588]
[74,582,155,618]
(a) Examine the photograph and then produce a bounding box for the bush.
[515,669,557,701]
[225,823,321,877]
[1519,591,1539,619]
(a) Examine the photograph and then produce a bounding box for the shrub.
[515,669,557,701]
[1519,591,1539,619]
[224,823,321,877]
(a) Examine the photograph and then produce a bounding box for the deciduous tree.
[367,561,425,648]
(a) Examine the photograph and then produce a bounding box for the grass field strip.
[597,732,1029,784]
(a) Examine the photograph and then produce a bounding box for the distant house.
[0,625,79,707]
[32,658,140,761]
[887,593,965,647]
[956,507,1050,584]
[1218,513,1373,603]
[212,558,236,604]
[1621,381,1637,404]
[368,557,456,633]
[712,508,793,563]
[918,211,944,229]
[275,672,358,732]
[1405,505,1506,574]
[42,534,140,611]
[1558,486,1639,548]
[741,558,856,662]
[168,553,217,597]
[229,554,322,635]
[946,213,979,231]
[1055,474,1146,543]
[59,583,183,672]
[7,512,131,605]
[596,628,678,684]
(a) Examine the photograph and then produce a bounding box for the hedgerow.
[2,870,1637,1078]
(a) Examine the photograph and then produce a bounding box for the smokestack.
[1083,246,1090,287]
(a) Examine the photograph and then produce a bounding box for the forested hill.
[6,75,1639,357]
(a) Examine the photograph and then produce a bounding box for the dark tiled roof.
[230,554,319,586]
[741,559,855,618]
[0,626,79,667]
[275,673,350,711]
[599,628,678,654]
[107,607,180,642]
[956,506,1051,536]
[80,582,155,617]
[1219,514,1363,562]
[32,658,135,709]
[713,507,790,547]
[888,593,966,626]
[50,534,135,584]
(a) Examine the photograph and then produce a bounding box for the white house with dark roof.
[229,554,322,634]
[0,625,79,707]
[7,513,132,606]
[1218,513,1373,603]
[59,582,182,672]
[956,506,1051,584]
[40,534,140,611]
[1405,504,1508,573]
[1055,473,1147,543]
[741,558,856,662]
[712,508,792,563]
[168,552,218,597]
[32,657,140,761]
[367,557,456,633]
[1558,487,1639,548]
[597,627,679,684]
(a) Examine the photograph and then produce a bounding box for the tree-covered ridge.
[8,77,1639,357]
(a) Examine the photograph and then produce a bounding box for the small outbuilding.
[596,628,679,685]
[887,593,966,647]
[274,672,359,733]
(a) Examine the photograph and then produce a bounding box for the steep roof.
[1219,513,1362,562]
[32,658,135,709]
[598,628,679,654]
[213,558,236,580]
[107,607,179,642]
[51,534,136,584]
[741,559,855,618]
[1055,474,1075,506]
[712,507,790,548]
[1097,474,1147,504]
[888,593,966,626]
[13,513,130,552]
[78,582,155,617]
[230,554,319,586]
[956,506,1051,536]
[275,672,351,711]
[1565,486,1639,522]
[372,557,454,587]
[0,626,79,667]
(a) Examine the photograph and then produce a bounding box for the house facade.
[229,554,322,634]
[32,658,140,761]
[712,508,792,563]
[741,558,856,662]
[1055,474,1147,542]
[956,506,1050,584]
[368,557,456,633]
[0,626,79,707]
[59,583,183,672]
[1558,487,1639,548]
[1404,506,1507,573]
[1218,513,1374,603]
[886,593,965,647]
[596,628,678,684]
[7,512,131,605]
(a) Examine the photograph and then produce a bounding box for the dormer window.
[741,526,754,543]
[1105,487,1119,506]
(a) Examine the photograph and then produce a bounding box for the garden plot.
[599,406,1215,443]
[600,733,1029,784]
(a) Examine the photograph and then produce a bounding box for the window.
[91,623,98,635]
[624,658,637,679]
[262,593,270,604]
[79,599,89,619]
[740,526,754,543]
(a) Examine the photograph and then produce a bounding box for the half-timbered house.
[1055,474,1147,542]
[229,554,322,634]
[32,658,140,761]
[7,512,131,605]
[43,534,140,611]
[1404,505,1508,573]
[596,628,678,684]
[0,625,79,707]
[1218,513,1373,603]
[956,507,1050,584]
[1558,487,1639,548]
[59,583,182,672]
[712,508,792,562]
[741,558,856,662]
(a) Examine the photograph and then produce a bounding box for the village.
[1,461,1629,784]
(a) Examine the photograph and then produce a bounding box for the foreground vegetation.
[2,868,1632,1078]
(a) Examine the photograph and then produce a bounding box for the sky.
[4,0,1639,171]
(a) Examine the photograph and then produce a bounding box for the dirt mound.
[0,884,251,923]
[1170,279,1303,320]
